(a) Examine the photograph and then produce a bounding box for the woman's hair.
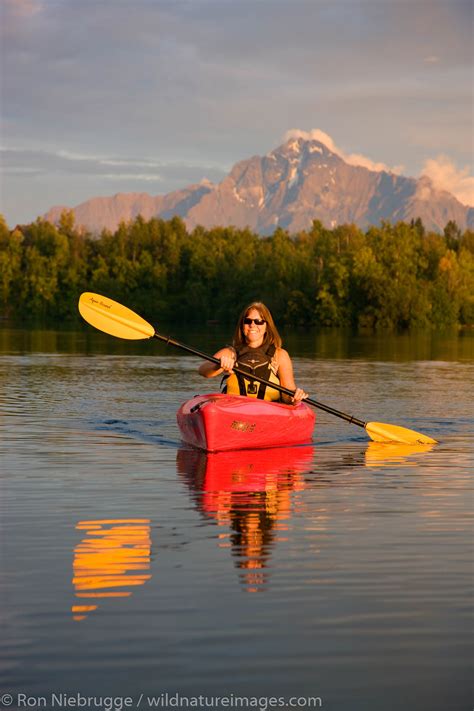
[232,302,282,350]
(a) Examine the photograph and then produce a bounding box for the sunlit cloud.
[3,0,43,18]
[421,155,474,206]
[284,128,404,174]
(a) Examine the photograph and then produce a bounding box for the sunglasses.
[243,317,266,326]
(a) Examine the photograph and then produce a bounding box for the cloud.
[1,0,471,225]
[284,128,404,174]
[3,0,42,18]
[421,155,474,206]
[0,146,226,190]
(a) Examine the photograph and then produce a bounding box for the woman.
[198,302,307,404]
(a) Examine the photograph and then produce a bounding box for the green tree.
[0,216,24,317]
[20,219,70,318]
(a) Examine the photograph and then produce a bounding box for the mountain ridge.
[44,137,473,234]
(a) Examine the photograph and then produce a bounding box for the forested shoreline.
[1,212,473,330]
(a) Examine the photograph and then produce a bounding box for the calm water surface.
[1,327,473,711]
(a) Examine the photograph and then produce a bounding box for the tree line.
[1,212,473,329]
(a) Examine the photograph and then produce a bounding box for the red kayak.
[176,393,315,452]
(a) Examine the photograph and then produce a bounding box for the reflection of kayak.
[177,444,314,496]
[176,393,315,452]
[177,444,313,517]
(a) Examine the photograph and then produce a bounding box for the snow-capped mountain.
[45,137,473,234]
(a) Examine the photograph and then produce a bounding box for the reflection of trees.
[71,519,152,621]
[177,447,314,593]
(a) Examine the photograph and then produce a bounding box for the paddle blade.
[366,421,438,445]
[78,292,155,340]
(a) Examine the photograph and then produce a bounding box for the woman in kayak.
[198,302,307,404]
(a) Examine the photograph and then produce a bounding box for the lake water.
[1,326,473,711]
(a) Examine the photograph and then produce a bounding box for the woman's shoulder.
[274,347,292,370]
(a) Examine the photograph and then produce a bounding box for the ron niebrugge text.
[3,692,323,711]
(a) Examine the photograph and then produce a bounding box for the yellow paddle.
[78,292,438,445]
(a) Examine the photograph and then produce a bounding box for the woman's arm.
[276,348,307,404]
[198,347,236,378]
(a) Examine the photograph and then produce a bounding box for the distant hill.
[45,137,474,234]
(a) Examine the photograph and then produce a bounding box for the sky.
[1,0,473,227]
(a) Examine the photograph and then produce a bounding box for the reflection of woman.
[176,447,312,593]
[227,495,278,593]
[198,302,307,404]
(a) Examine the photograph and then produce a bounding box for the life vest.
[222,343,281,401]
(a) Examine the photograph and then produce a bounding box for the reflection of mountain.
[177,446,314,592]
[72,519,151,621]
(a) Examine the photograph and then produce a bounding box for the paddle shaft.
[153,331,367,428]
